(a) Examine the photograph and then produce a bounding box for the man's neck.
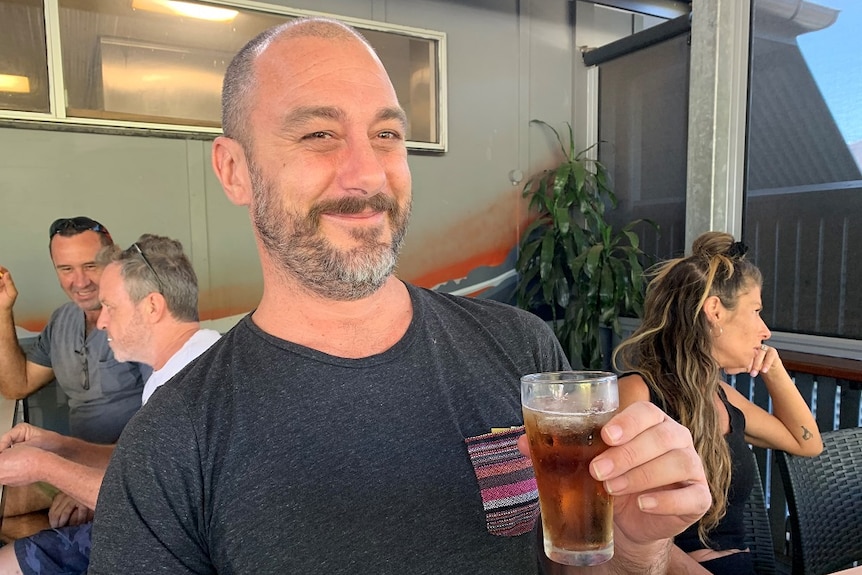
[150,323,201,371]
[252,274,413,359]
[83,308,101,336]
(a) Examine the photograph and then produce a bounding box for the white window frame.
[0,0,448,151]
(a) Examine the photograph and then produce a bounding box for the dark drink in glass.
[521,371,618,566]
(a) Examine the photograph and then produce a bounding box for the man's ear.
[212,135,253,207]
[142,292,168,323]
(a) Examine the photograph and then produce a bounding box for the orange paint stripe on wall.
[18,241,522,332]
[198,305,254,322]
[408,244,514,291]
[19,318,47,333]
[18,308,253,334]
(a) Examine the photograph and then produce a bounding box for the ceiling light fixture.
[132,0,238,22]
[0,74,30,94]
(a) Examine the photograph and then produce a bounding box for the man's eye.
[304,131,331,140]
[378,130,402,140]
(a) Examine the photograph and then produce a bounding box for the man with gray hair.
[0,234,220,575]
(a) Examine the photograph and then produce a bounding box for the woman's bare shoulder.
[618,372,652,407]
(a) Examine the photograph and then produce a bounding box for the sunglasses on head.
[49,217,112,241]
[130,242,164,293]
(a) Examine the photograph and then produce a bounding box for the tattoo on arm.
[801,426,813,440]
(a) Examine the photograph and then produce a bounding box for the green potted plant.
[516,120,656,369]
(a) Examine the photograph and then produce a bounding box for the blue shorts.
[13,522,92,575]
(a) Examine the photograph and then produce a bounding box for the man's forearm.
[56,436,116,468]
[38,451,105,510]
[539,539,673,575]
[0,308,29,398]
[666,545,712,575]
[604,539,672,575]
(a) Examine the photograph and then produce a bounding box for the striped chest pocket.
[464,426,539,537]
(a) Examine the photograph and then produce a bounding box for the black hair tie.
[726,241,749,259]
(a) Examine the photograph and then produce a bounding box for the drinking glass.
[521,371,619,566]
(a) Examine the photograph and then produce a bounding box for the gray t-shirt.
[28,302,148,443]
[90,284,569,574]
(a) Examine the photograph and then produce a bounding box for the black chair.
[776,427,862,575]
[743,448,777,575]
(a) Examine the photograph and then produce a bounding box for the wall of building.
[1,0,636,331]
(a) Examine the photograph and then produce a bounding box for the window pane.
[58,0,284,127]
[598,32,690,262]
[745,0,862,338]
[363,29,439,145]
[0,0,49,113]
[56,0,443,145]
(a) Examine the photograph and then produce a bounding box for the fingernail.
[604,424,623,443]
[750,370,759,378]
[592,458,614,480]
[638,495,657,510]
[605,475,628,494]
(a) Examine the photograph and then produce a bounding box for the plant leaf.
[517,119,660,367]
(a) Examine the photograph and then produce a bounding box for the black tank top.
[648,385,755,552]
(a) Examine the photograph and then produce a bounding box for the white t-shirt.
[141,329,221,405]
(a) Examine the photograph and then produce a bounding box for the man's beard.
[249,160,411,301]
[111,309,150,364]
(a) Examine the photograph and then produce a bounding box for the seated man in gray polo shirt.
[0,217,148,444]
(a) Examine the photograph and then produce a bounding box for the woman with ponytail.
[613,231,822,575]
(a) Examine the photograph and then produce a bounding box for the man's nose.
[96,308,108,331]
[339,137,387,195]
[72,269,90,287]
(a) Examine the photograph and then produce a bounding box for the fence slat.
[838,380,861,429]
[813,374,837,432]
